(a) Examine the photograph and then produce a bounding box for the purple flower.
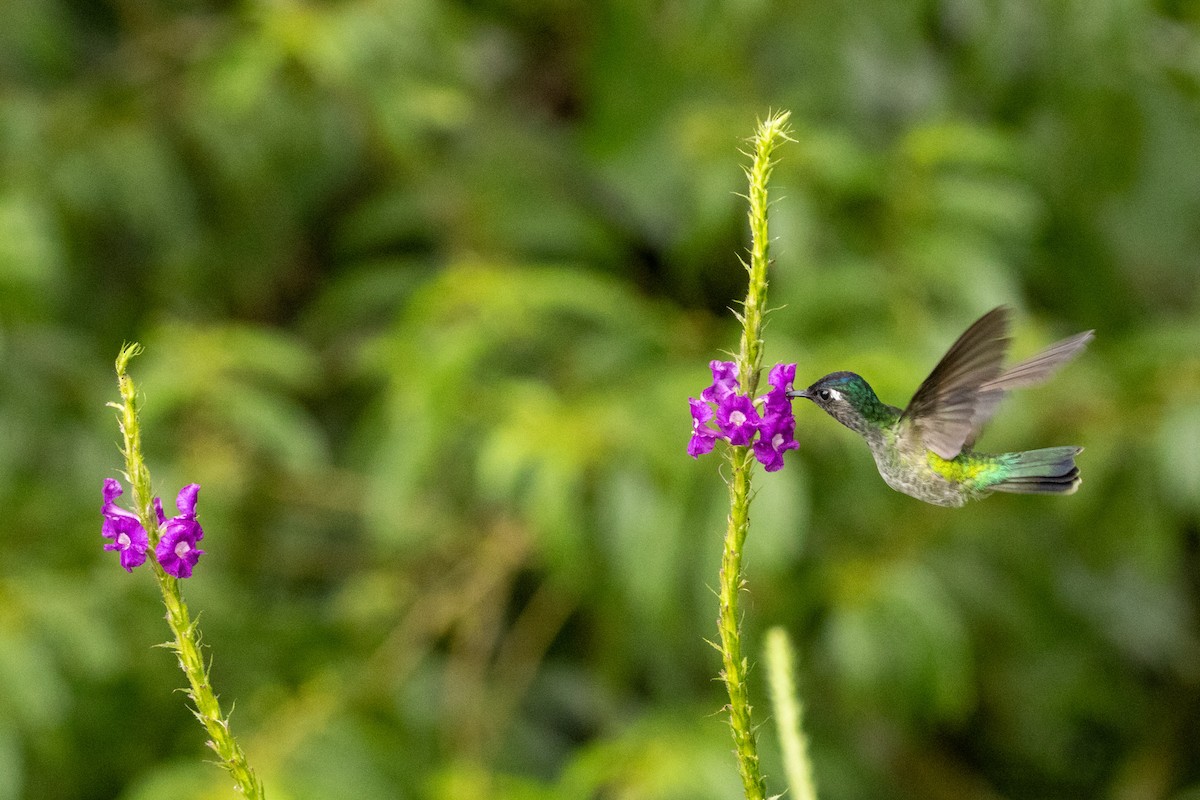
[101,478,149,572]
[155,484,205,579]
[717,394,761,446]
[688,397,720,458]
[762,363,796,415]
[687,361,800,470]
[701,360,739,404]
[767,363,796,393]
[753,410,800,472]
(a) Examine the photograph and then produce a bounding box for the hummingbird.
[788,307,1093,507]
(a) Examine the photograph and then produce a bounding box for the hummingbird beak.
[786,389,813,400]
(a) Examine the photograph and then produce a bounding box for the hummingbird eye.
[817,389,832,401]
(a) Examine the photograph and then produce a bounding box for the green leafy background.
[2,2,1198,798]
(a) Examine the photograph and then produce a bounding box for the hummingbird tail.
[992,446,1083,495]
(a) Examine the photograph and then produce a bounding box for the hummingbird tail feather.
[992,446,1083,495]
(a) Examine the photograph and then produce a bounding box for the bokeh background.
[3,1,1200,798]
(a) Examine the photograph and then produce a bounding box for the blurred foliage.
[1,0,1199,798]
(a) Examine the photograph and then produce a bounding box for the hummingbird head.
[787,371,893,435]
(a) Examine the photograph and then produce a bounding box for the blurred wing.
[900,306,1011,460]
[965,329,1094,445]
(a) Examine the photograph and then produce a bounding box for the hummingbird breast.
[863,425,981,508]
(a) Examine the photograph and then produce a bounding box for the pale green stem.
[717,111,792,800]
[111,343,264,799]
[765,627,818,800]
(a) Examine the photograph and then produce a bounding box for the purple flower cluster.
[102,479,205,578]
[688,361,800,472]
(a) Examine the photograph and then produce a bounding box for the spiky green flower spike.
[789,307,1093,507]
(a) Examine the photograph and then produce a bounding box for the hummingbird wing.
[899,306,1011,460]
[964,328,1094,446]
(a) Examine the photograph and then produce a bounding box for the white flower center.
[117,532,130,548]
[730,411,746,427]
[772,433,784,448]
[174,541,192,559]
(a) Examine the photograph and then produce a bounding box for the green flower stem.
[112,343,264,799]
[765,627,818,800]
[717,111,792,800]
[719,445,767,800]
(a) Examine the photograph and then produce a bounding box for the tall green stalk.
[716,111,792,800]
[111,343,264,798]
